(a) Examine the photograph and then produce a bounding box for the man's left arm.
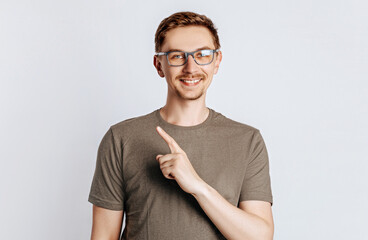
[192,181,274,240]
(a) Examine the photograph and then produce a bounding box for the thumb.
[156,154,164,161]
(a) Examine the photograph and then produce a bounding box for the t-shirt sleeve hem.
[239,192,273,206]
[88,195,124,211]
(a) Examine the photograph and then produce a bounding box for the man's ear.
[213,51,222,75]
[153,56,165,78]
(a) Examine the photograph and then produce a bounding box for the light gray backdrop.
[1,0,367,239]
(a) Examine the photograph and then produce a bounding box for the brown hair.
[154,11,221,52]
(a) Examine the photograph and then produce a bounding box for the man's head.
[153,11,222,101]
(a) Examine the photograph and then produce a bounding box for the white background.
[1,0,367,239]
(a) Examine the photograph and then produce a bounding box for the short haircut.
[154,11,221,52]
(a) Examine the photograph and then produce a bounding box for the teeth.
[182,79,200,83]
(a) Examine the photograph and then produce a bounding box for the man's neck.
[159,103,209,127]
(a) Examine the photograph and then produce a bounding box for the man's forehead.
[161,26,216,52]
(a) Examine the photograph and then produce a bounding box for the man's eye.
[196,50,211,58]
[171,54,184,59]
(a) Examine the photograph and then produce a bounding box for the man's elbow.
[249,218,273,240]
[259,220,274,240]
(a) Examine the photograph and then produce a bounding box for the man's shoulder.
[108,109,158,137]
[113,111,155,127]
[212,109,260,134]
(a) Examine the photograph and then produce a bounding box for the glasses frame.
[155,49,220,67]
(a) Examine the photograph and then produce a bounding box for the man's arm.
[91,205,124,240]
[192,183,274,240]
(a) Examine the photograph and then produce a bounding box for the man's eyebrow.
[167,46,213,52]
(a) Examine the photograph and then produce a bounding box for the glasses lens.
[167,51,186,66]
[194,50,214,65]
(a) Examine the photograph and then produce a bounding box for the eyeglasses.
[155,49,220,67]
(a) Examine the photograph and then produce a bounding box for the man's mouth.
[180,78,201,83]
[177,74,205,87]
[179,78,202,86]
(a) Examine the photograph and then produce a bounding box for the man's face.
[154,26,222,101]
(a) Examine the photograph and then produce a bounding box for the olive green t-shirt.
[88,107,273,239]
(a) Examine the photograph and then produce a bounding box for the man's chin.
[178,91,204,101]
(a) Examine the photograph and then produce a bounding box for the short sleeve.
[88,127,125,211]
[239,130,273,206]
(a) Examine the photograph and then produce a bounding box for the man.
[88,11,274,240]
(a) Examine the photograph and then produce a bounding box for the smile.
[180,79,201,83]
[179,78,202,87]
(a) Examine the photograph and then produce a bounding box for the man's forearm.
[192,182,273,240]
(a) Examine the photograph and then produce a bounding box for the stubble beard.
[175,88,204,100]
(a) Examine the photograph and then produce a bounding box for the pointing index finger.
[156,126,182,153]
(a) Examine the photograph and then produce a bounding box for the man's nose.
[182,55,198,73]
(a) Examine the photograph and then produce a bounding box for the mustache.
[176,74,206,80]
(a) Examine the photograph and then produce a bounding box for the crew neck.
[155,107,213,130]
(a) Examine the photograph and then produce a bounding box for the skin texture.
[91,205,123,240]
[91,25,274,240]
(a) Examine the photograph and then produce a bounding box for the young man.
[89,11,274,240]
